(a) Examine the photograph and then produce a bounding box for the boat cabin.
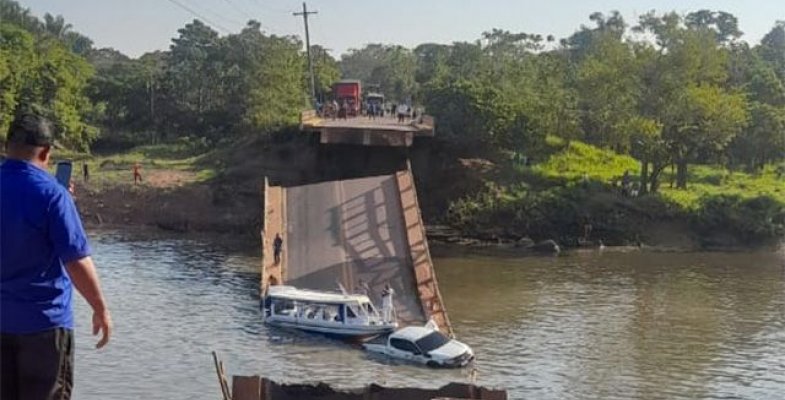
[262,286,396,337]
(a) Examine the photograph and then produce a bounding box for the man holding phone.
[1,113,112,400]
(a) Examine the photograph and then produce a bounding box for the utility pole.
[294,2,318,107]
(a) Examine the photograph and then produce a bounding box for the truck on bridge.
[333,79,362,117]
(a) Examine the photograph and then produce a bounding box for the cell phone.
[55,161,73,188]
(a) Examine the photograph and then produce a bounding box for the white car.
[363,325,474,368]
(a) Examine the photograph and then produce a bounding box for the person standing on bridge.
[330,99,338,120]
[273,233,283,265]
[381,284,396,323]
[396,104,408,124]
[1,113,112,400]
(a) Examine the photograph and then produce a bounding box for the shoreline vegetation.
[63,136,784,254]
[2,2,784,253]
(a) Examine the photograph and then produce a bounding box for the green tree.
[564,11,627,61]
[0,23,96,149]
[339,44,418,102]
[159,19,221,137]
[575,30,640,150]
[635,11,748,188]
[243,34,306,130]
[0,23,37,135]
[0,0,41,33]
[310,45,340,101]
[758,21,785,81]
[413,43,451,87]
[729,102,785,171]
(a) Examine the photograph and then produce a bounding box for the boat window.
[346,306,357,318]
[415,331,450,353]
[322,304,342,323]
[272,299,296,315]
[364,302,375,316]
[390,338,420,354]
[301,304,320,319]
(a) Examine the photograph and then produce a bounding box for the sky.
[17,0,785,58]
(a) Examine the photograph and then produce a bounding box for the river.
[73,231,785,399]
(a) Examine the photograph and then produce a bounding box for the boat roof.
[392,326,436,341]
[266,285,370,304]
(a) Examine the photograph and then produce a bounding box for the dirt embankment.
[76,134,409,245]
[76,170,260,240]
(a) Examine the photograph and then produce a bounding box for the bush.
[695,194,785,243]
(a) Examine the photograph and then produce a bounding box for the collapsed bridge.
[261,112,451,334]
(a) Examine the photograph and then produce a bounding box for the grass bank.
[444,138,785,249]
[54,137,217,187]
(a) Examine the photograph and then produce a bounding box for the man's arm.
[66,256,112,349]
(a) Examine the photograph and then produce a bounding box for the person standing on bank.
[132,161,143,184]
[1,113,112,400]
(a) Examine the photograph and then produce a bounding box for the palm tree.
[43,13,72,39]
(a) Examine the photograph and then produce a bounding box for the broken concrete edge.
[395,161,454,337]
[231,376,508,400]
[261,179,284,295]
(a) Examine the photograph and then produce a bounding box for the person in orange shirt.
[132,162,142,184]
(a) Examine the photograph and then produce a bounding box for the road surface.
[284,175,426,326]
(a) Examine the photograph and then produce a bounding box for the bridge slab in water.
[261,166,451,334]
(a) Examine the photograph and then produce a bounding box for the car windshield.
[414,331,450,353]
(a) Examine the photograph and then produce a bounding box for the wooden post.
[212,351,231,400]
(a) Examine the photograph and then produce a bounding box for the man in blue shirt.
[1,113,112,400]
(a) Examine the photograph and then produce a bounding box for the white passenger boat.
[261,285,398,338]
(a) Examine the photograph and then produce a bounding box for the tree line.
[341,11,785,190]
[1,0,339,150]
[2,1,783,192]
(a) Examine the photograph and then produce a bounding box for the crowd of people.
[316,98,421,124]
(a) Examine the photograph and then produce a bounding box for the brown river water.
[73,231,785,399]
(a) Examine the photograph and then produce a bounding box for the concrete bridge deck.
[261,166,451,334]
[300,111,435,147]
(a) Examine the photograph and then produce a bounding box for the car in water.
[362,323,474,368]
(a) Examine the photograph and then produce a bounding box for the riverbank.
[417,137,785,251]
[67,135,785,253]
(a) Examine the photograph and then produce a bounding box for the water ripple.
[72,233,785,400]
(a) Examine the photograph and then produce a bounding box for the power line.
[241,0,287,33]
[249,0,290,14]
[221,0,255,21]
[188,0,244,27]
[223,0,275,32]
[165,0,231,33]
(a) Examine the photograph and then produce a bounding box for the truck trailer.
[333,79,362,117]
